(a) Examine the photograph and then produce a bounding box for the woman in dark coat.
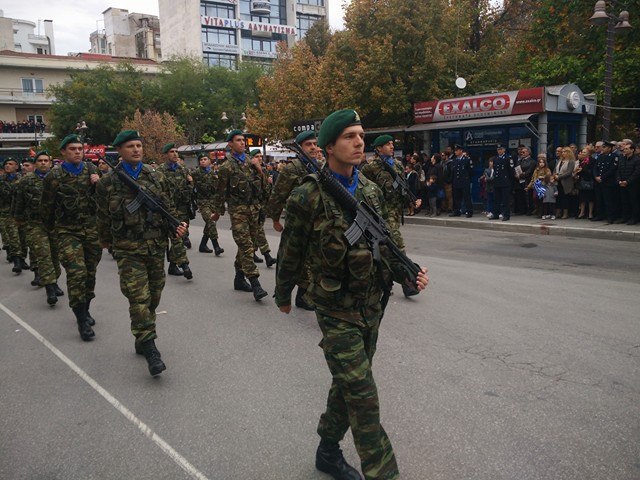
[575,147,595,219]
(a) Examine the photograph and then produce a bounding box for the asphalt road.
[1,218,639,480]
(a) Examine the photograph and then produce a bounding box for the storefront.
[407,84,597,202]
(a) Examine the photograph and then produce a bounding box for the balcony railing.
[28,34,49,45]
[0,88,54,104]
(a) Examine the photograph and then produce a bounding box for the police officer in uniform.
[158,143,193,279]
[41,134,103,341]
[212,130,269,301]
[448,144,474,217]
[489,144,514,221]
[275,110,429,480]
[96,130,188,376]
[192,153,224,255]
[594,140,619,224]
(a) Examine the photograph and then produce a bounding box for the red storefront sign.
[84,145,106,160]
[414,87,545,124]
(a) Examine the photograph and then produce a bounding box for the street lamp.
[589,0,632,141]
[220,111,248,134]
[75,120,88,161]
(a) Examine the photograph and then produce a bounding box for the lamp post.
[220,111,247,135]
[589,0,632,141]
[75,120,88,160]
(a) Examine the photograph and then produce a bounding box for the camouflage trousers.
[386,208,405,251]
[24,222,60,285]
[198,201,219,240]
[316,309,399,480]
[18,223,33,267]
[0,212,21,259]
[114,243,166,344]
[229,204,261,278]
[252,208,271,255]
[57,226,102,308]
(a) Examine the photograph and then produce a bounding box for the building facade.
[0,10,56,55]
[159,0,328,69]
[90,8,161,61]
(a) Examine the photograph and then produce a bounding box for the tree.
[303,19,332,57]
[121,110,187,163]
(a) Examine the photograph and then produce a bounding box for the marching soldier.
[275,110,429,480]
[12,151,64,304]
[489,144,514,221]
[361,134,421,297]
[212,130,269,301]
[14,157,36,282]
[248,149,276,268]
[41,134,102,341]
[158,143,193,279]
[96,130,188,376]
[192,153,224,255]
[448,144,474,218]
[264,130,320,310]
[1,157,29,273]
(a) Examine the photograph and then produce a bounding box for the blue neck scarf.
[62,161,84,176]
[6,173,17,181]
[233,153,246,163]
[201,166,212,174]
[330,168,358,197]
[122,161,143,180]
[167,161,178,172]
[381,154,394,167]
[36,170,48,179]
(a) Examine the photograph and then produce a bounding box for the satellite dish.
[455,77,467,89]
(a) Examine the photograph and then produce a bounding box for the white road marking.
[0,301,210,480]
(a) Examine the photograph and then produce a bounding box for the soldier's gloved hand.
[279,304,292,314]
[175,222,188,239]
[211,212,220,222]
[90,173,99,184]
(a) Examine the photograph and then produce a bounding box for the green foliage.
[303,19,332,57]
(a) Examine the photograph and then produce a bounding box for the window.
[202,27,237,46]
[203,52,237,69]
[200,2,235,18]
[239,0,286,24]
[297,13,322,39]
[22,78,44,94]
[28,115,44,123]
[297,0,324,5]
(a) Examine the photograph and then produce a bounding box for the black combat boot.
[249,277,268,301]
[20,258,30,270]
[211,239,224,256]
[12,257,22,273]
[264,252,277,268]
[86,298,96,326]
[234,270,253,292]
[402,283,419,298]
[315,439,363,480]
[295,287,314,311]
[53,283,64,296]
[135,340,162,356]
[31,268,41,287]
[199,235,213,253]
[72,304,95,341]
[45,284,58,305]
[168,262,183,276]
[140,339,166,376]
[180,263,193,280]
[183,235,192,249]
[253,252,264,263]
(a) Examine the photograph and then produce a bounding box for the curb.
[403,215,640,242]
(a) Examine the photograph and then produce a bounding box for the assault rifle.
[379,157,419,204]
[100,154,182,232]
[285,142,421,289]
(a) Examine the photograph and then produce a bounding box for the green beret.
[59,134,83,150]
[113,130,143,147]
[226,129,244,142]
[197,152,208,160]
[317,109,361,148]
[161,142,176,154]
[372,134,394,148]
[295,130,316,144]
[2,157,19,167]
[249,149,262,157]
[35,150,50,159]
[22,157,35,164]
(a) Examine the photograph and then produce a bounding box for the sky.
[0,1,348,56]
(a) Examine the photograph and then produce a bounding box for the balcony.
[28,34,49,46]
[0,88,54,105]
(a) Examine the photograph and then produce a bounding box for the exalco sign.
[251,0,270,15]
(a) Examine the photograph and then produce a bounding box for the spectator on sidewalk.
[425,175,441,216]
[576,147,595,219]
[519,147,537,215]
[541,173,558,220]
[554,147,576,219]
[617,141,640,225]
[526,154,552,217]
[480,158,495,217]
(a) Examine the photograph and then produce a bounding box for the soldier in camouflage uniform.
[212,130,269,301]
[361,135,422,298]
[275,110,428,480]
[41,134,102,341]
[265,130,320,311]
[12,151,64,304]
[13,157,37,283]
[192,153,224,255]
[157,143,193,280]
[96,130,188,376]
[0,157,28,273]
[248,149,276,267]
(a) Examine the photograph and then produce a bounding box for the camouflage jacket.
[264,158,308,221]
[95,164,177,250]
[156,162,192,211]
[41,163,98,230]
[274,172,406,325]
[213,152,267,215]
[11,172,45,222]
[360,154,408,211]
[0,173,21,214]
[191,167,218,202]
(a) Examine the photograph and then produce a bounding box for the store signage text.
[242,49,277,59]
[201,15,297,36]
[202,42,240,54]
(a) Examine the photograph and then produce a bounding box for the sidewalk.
[404,212,640,242]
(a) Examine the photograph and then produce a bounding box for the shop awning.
[405,114,538,132]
